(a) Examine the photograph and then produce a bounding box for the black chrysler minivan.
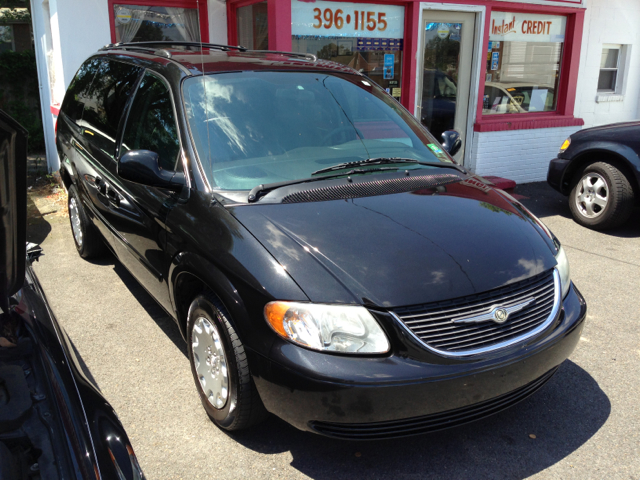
[56,42,586,439]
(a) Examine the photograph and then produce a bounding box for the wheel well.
[173,272,209,337]
[59,164,72,190]
[563,151,639,196]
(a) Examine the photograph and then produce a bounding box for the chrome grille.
[392,269,560,356]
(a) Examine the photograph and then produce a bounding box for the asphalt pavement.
[28,182,639,479]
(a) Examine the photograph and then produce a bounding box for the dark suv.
[56,42,586,439]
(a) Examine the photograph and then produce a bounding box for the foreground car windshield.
[183,71,451,191]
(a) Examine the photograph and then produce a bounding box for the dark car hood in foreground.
[0,110,27,312]
[231,179,558,308]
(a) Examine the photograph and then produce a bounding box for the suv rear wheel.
[187,292,268,431]
[68,185,106,258]
[569,161,634,230]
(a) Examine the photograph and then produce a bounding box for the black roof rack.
[100,44,173,58]
[101,41,248,54]
[245,50,318,62]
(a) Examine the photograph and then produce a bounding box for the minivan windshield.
[183,71,451,191]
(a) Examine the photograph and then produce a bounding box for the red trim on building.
[474,115,584,132]
[401,2,420,114]
[107,0,209,44]
[268,0,292,50]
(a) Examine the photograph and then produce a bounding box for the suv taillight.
[55,117,58,141]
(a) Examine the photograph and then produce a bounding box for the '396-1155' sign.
[292,0,405,38]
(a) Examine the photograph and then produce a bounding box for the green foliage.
[134,22,169,42]
[0,50,44,152]
[0,8,30,23]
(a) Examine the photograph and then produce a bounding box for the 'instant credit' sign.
[489,12,566,43]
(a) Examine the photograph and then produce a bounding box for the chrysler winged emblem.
[452,298,534,325]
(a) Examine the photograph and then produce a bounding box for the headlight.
[264,302,390,354]
[555,245,571,298]
[559,138,571,153]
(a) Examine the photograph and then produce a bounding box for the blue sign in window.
[491,52,500,71]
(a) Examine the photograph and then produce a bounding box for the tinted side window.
[60,58,101,123]
[81,59,143,158]
[121,73,180,171]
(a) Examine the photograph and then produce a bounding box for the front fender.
[168,250,307,356]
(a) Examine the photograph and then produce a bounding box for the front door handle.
[106,187,120,207]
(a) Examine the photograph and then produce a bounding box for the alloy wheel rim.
[191,316,229,409]
[69,197,83,247]
[576,172,608,218]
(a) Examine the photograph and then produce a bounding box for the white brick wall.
[470,126,581,183]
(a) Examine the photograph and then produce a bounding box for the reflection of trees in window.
[318,43,338,61]
[123,75,179,171]
[135,21,169,41]
[80,60,141,147]
[424,37,460,83]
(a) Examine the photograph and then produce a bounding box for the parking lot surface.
[28,181,639,479]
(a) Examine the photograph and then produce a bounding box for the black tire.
[186,292,268,431]
[569,161,634,230]
[67,185,106,258]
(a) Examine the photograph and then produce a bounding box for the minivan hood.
[0,110,28,312]
[230,179,558,308]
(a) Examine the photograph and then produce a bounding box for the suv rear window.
[80,59,143,158]
[60,57,102,123]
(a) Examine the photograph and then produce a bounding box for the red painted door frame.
[108,0,210,44]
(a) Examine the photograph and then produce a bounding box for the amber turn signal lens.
[559,138,571,152]
[264,302,291,337]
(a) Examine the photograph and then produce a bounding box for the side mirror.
[117,150,185,190]
[441,130,462,157]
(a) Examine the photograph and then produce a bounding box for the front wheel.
[187,293,268,431]
[569,161,634,230]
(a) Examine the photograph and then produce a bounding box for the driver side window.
[121,72,181,171]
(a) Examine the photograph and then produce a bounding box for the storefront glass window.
[114,5,200,43]
[237,2,268,50]
[483,12,566,115]
[291,0,405,100]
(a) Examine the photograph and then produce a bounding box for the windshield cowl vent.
[281,173,462,204]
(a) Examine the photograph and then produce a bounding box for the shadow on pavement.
[25,194,52,245]
[228,360,609,480]
[68,335,102,392]
[515,181,640,238]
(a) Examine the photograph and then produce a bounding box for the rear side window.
[61,58,101,123]
[121,73,180,171]
[81,59,143,158]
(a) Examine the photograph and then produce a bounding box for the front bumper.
[547,157,572,193]
[250,283,586,439]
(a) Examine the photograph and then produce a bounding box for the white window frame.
[596,43,631,102]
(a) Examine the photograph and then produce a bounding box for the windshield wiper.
[311,157,465,176]
[247,167,398,203]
